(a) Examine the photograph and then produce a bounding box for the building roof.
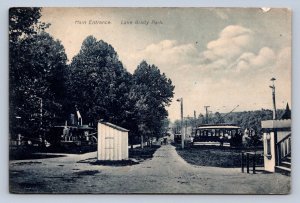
[280,103,291,120]
[261,119,291,129]
[197,125,240,130]
[99,122,129,132]
[199,123,238,127]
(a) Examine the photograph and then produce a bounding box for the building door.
[105,136,114,160]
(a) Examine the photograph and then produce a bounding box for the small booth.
[97,122,129,161]
[261,104,291,173]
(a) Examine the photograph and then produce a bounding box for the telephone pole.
[204,106,210,124]
[176,98,184,149]
[269,78,277,120]
[194,110,197,128]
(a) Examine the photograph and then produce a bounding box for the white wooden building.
[262,119,291,173]
[261,104,291,173]
[97,122,129,161]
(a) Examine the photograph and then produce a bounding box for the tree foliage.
[129,61,175,141]
[9,7,48,44]
[9,8,67,139]
[66,36,133,127]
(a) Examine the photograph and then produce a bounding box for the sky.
[41,7,291,121]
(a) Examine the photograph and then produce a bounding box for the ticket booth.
[97,122,129,161]
[261,119,291,172]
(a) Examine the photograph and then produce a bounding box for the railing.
[241,151,264,174]
[276,133,291,165]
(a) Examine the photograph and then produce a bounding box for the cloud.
[234,47,276,72]
[202,25,254,63]
[273,47,292,106]
[142,40,199,64]
[124,25,256,75]
[124,24,289,81]
[123,39,200,73]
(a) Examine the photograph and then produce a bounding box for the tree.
[9,8,66,141]
[9,8,44,133]
[9,8,48,44]
[213,112,224,124]
[129,61,175,147]
[66,36,132,127]
[10,32,68,139]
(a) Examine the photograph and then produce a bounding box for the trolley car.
[174,133,182,143]
[193,123,242,147]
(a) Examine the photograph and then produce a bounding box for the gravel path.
[9,145,290,194]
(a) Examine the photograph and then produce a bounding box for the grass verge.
[129,145,160,161]
[176,145,263,168]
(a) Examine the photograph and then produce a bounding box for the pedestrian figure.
[220,135,224,146]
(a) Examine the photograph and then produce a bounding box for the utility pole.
[194,110,197,134]
[204,106,210,124]
[185,119,187,137]
[269,78,277,120]
[176,98,184,149]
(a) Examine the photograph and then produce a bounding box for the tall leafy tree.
[10,32,68,139]
[66,36,132,127]
[9,8,43,137]
[130,61,175,145]
[9,7,67,139]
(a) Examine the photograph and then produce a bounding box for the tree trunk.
[141,135,144,149]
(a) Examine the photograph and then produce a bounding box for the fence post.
[277,144,281,166]
[246,153,250,173]
[241,152,244,173]
[252,154,256,174]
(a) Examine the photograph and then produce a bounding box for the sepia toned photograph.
[9,7,291,194]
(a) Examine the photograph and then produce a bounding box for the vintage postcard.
[9,7,291,194]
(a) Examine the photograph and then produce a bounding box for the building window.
[266,133,271,157]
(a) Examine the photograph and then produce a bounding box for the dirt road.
[9,145,290,194]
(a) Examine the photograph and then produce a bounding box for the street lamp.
[176,98,184,149]
[269,78,277,120]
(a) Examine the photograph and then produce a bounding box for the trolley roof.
[197,123,240,130]
[99,122,129,132]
